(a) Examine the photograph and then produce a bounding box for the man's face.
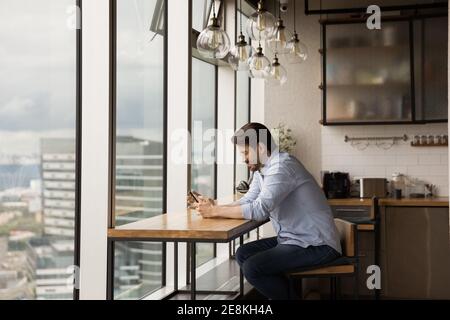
[238,144,262,172]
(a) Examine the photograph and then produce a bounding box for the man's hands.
[186,191,216,210]
[187,192,244,220]
[197,199,217,218]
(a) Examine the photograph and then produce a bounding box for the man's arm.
[198,202,245,219]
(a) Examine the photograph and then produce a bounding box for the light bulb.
[246,1,276,41]
[228,34,252,71]
[256,13,266,31]
[248,45,271,79]
[286,32,308,64]
[267,18,290,54]
[197,17,231,59]
[268,55,287,85]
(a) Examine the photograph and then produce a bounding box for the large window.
[0,0,79,300]
[191,58,217,267]
[112,0,166,300]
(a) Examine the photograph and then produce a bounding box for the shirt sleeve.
[241,167,295,221]
[237,173,261,206]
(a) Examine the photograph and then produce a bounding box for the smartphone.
[189,191,200,203]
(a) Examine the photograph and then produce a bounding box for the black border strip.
[74,0,82,300]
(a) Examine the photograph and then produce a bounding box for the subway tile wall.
[321,123,449,197]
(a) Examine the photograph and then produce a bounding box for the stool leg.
[298,278,303,300]
[330,277,337,300]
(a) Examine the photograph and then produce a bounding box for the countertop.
[328,197,449,207]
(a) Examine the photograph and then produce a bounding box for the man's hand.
[197,199,217,219]
[187,192,216,210]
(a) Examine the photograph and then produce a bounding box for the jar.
[413,135,420,145]
[420,135,428,145]
[435,135,442,144]
[443,135,448,145]
[428,135,435,145]
[391,173,406,198]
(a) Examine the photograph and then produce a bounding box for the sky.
[0,0,165,159]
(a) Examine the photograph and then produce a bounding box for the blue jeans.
[236,237,340,300]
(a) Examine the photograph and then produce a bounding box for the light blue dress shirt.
[239,151,342,254]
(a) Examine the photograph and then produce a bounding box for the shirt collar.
[259,150,280,176]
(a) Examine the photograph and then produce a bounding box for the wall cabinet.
[321,15,448,125]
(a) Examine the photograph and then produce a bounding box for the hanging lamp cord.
[239,0,243,33]
[293,0,297,34]
[212,0,216,19]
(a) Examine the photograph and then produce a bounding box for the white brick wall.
[321,123,449,197]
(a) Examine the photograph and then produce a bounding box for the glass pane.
[235,69,250,190]
[421,17,448,121]
[113,242,162,300]
[0,0,77,300]
[192,0,209,32]
[114,0,165,299]
[191,58,216,267]
[325,21,412,123]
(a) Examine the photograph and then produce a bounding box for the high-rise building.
[33,138,76,299]
[113,136,164,299]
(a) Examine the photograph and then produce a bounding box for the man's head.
[231,123,277,172]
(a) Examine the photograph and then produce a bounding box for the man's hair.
[231,122,276,153]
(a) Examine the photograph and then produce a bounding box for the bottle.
[391,173,406,198]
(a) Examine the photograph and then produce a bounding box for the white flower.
[272,123,297,154]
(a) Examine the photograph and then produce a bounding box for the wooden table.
[107,210,267,300]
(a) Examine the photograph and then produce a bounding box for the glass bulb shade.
[248,50,271,79]
[197,23,231,59]
[246,9,276,41]
[286,34,308,64]
[266,23,291,54]
[268,61,288,85]
[228,43,252,71]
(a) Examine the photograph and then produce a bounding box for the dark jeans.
[236,237,340,300]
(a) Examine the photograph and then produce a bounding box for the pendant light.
[286,0,308,64]
[228,0,252,71]
[248,42,271,79]
[246,0,276,41]
[268,53,288,85]
[197,0,231,59]
[267,1,290,55]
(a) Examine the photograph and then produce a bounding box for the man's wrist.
[212,206,221,217]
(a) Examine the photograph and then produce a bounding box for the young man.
[195,122,341,300]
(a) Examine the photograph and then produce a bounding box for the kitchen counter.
[328,197,449,207]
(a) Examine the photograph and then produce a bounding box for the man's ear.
[257,143,269,160]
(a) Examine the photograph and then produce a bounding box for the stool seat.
[289,264,355,276]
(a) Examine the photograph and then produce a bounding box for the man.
[195,122,341,300]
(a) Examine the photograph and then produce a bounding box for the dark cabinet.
[321,15,448,125]
[380,206,450,299]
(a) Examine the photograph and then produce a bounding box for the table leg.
[190,242,196,300]
[174,242,178,291]
[186,242,190,285]
[106,239,115,300]
[239,236,244,297]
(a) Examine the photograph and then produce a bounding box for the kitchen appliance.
[360,178,388,198]
[322,172,351,199]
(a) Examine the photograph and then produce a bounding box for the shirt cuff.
[241,203,253,220]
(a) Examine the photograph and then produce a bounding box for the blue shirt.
[239,152,342,254]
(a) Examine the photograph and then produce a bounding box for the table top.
[108,210,267,242]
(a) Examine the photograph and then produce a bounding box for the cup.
[394,189,402,199]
